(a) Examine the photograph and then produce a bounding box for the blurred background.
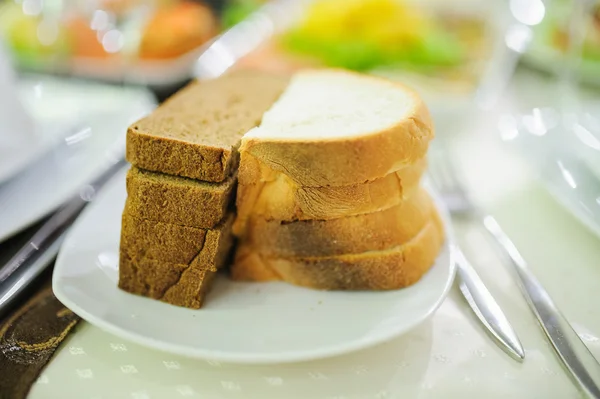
[0,0,597,100]
[1,0,600,239]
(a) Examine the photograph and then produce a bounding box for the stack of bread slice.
[231,70,445,290]
[118,68,445,309]
[119,70,289,308]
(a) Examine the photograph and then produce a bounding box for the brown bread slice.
[241,189,433,257]
[126,70,290,182]
[120,213,234,271]
[231,209,444,290]
[233,157,426,235]
[120,215,205,265]
[126,166,235,229]
[118,254,217,309]
[161,221,235,308]
[118,214,235,308]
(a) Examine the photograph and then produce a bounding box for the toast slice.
[240,189,433,257]
[233,157,426,234]
[231,210,444,290]
[239,69,433,187]
[126,70,290,182]
[126,166,236,229]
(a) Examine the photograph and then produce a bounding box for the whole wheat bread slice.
[119,214,234,308]
[126,166,236,229]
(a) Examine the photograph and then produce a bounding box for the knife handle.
[483,216,600,398]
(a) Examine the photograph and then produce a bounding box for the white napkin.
[0,37,36,149]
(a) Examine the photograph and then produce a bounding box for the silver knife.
[453,244,525,361]
[483,216,600,398]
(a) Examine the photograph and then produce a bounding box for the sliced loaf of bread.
[239,69,433,187]
[231,211,444,290]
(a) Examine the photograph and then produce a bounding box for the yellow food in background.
[283,0,466,71]
[300,0,430,46]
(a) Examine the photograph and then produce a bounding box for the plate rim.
[53,174,457,364]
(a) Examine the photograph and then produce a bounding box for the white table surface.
[29,69,600,399]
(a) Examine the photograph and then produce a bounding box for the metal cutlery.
[428,154,525,362]
[0,155,128,318]
[429,143,600,398]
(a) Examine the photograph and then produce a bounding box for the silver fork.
[428,145,525,362]
[429,142,600,398]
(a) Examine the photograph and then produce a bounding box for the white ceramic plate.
[0,77,156,241]
[0,66,69,184]
[53,169,456,364]
[0,123,66,185]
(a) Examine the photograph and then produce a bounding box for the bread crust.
[234,157,426,235]
[231,210,445,290]
[239,70,434,187]
[241,189,433,257]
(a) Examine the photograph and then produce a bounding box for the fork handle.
[453,245,525,361]
[482,216,600,398]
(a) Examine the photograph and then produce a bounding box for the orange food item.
[66,16,111,58]
[139,2,218,60]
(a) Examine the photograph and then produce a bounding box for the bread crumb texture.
[126,70,290,182]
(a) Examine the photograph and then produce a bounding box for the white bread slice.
[239,69,433,187]
[233,157,426,234]
[240,188,433,257]
[231,210,444,290]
